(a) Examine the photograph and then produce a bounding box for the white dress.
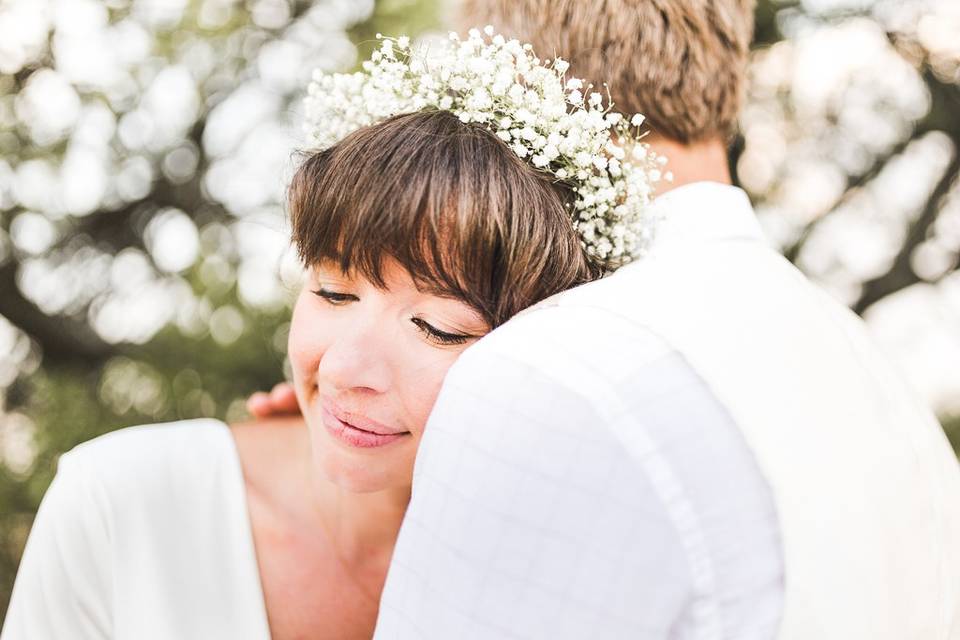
[1,419,273,640]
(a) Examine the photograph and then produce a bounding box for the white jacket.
[376,182,960,639]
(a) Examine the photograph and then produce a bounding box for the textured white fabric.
[375,325,784,640]
[376,182,960,640]
[1,419,271,640]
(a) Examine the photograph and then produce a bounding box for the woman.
[2,31,659,640]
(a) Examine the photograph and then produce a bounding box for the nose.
[316,320,392,394]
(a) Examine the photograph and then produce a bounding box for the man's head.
[458,0,755,145]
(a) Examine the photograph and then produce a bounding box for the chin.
[319,453,408,493]
[308,422,415,494]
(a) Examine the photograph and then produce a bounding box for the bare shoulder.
[229,416,309,457]
[228,416,310,472]
[227,416,310,502]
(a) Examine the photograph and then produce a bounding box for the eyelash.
[311,288,474,347]
[311,288,355,305]
[410,317,472,346]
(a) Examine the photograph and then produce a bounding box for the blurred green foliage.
[0,0,442,619]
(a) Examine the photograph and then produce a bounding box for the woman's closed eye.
[313,287,475,347]
[312,287,357,305]
[410,317,474,347]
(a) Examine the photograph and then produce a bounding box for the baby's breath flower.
[574,151,593,168]
[514,108,534,124]
[605,112,623,126]
[303,27,664,270]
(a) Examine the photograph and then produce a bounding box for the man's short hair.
[458,0,755,143]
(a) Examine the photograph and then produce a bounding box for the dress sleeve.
[1,449,113,640]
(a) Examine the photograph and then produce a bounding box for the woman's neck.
[233,417,409,566]
[307,471,410,566]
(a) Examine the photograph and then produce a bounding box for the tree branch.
[783,137,914,264]
[784,39,960,268]
[0,261,114,367]
[852,143,959,315]
[0,121,228,367]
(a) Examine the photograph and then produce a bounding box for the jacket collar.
[641,181,766,259]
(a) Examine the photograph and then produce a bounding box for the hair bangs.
[289,110,597,327]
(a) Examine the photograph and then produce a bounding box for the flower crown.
[304,26,668,269]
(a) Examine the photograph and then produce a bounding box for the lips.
[320,402,409,449]
[327,402,404,436]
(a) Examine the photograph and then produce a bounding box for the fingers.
[246,391,274,418]
[269,383,301,414]
[246,383,302,419]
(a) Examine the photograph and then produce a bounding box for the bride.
[2,29,662,640]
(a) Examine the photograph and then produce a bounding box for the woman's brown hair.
[288,110,601,328]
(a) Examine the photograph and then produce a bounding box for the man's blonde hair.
[457,0,755,143]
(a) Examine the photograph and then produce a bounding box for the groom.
[371,1,960,638]
[257,1,960,637]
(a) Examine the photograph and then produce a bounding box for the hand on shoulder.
[246,382,300,418]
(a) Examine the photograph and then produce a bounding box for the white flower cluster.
[304,26,667,268]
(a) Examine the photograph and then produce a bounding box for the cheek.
[287,292,326,384]
[400,351,463,439]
